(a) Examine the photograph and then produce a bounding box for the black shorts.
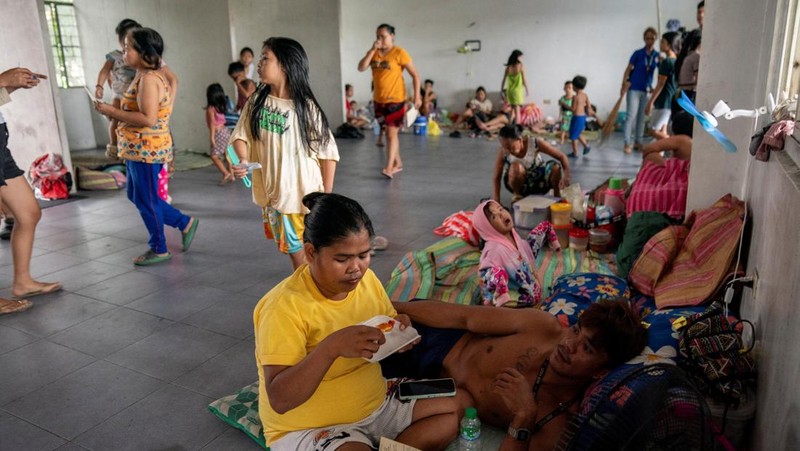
[0,124,24,187]
[380,322,466,380]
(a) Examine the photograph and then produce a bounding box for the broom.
[600,94,624,145]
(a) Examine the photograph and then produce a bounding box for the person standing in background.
[358,23,421,179]
[620,27,659,154]
[0,66,63,315]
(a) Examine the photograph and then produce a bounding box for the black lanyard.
[531,358,582,433]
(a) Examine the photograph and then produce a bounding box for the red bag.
[28,153,70,200]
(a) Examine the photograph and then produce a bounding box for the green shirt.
[654,57,677,109]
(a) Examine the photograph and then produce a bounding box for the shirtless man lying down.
[382,299,647,450]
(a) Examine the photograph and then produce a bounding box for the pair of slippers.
[1,282,63,315]
[133,218,199,266]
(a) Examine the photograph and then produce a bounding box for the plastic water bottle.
[459,407,481,450]
[603,177,626,217]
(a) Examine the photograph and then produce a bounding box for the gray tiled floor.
[0,131,639,449]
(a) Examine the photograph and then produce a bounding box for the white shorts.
[649,108,671,131]
[269,390,416,451]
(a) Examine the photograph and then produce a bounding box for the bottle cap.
[465,407,477,419]
[608,177,622,190]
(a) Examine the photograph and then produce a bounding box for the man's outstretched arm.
[393,301,560,336]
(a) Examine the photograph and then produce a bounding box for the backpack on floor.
[675,301,757,407]
[334,123,365,139]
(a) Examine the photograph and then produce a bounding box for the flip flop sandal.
[133,249,172,266]
[182,218,200,252]
[13,282,62,300]
[381,169,393,179]
[0,299,33,315]
[371,235,389,251]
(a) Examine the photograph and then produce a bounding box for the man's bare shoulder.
[516,308,563,335]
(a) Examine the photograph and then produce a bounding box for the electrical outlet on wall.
[542,99,551,105]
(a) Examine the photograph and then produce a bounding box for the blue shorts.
[569,115,587,141]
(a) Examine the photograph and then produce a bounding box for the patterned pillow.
[624,301,706,367]
[540,273,630,327]
[539,276,703,368]
[207,382,267,449]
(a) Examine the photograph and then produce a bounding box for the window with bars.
[44,0,85,88]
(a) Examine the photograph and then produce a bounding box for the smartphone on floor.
[398,378,457,401]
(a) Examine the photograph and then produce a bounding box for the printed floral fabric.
[540,273,630,327]
[117,71,174,164]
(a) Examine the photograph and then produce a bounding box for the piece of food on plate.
[375,319,395,333]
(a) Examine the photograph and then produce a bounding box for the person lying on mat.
[382,299,647,450]
[254,192,467,451]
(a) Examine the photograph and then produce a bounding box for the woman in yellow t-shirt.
[254,192,464,450]
[357,24,421,179]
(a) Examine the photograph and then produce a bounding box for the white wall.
[687,0,800,449]
[0,0,71,178]
[340,0,698,120]
[228,0,344,125]
[74,0,233,152]
[61,88,98,150]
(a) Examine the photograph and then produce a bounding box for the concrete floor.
[0,131,639,450]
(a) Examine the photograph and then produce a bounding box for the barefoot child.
[473,200,559,308]
[501,50,529,124]
[231,37,339,270]
[558,80,575,144]
[569,75,593,157]
[204,83,234,185]
[94,19,140,159]
[255,192,462,450]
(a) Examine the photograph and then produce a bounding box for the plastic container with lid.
[589,228,611,253]
[604,177,626,216]
[568,227,589,251]
[513,195,557,229]
[550,202,572,226]
[554,224,570,249]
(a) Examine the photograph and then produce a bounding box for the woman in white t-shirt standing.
[231,37,339,270]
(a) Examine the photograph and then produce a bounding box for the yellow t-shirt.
[253,265,397,444]
[370,46,411,104]
[229,95,340,214]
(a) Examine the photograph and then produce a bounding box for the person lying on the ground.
[475,102,513,135]
[381,299,647,451]
[492,124,570,203]
[473,200,558,308]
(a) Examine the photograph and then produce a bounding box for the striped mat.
[386,237,616,305]
[536,248,616,298]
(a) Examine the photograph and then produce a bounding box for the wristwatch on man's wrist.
[508,425,531,441]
